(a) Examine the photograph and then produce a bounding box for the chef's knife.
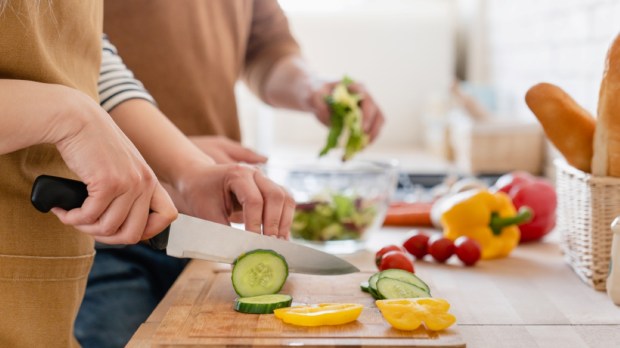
[30,175,359,275]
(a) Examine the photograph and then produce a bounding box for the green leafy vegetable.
[319,76,369,161]
[291,194,377,241]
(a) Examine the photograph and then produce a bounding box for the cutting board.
[151,270,464,347]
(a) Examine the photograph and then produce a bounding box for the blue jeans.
[75,244,188,348]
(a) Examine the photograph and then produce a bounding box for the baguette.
[525,82,595,173]
[592,34,620,177]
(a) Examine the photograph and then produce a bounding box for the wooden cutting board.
[150,269,465,347]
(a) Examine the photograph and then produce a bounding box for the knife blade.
[30,175,359,275]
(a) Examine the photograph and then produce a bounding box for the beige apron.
[0,1,102,346]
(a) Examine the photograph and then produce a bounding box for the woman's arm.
[0,79,177,244]
[100,36,293,238]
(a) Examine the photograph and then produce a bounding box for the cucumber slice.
[369,272,381,291]
[378,269,431,295]
[367,273,383,299]
[376,277,431,299]
[360,281,370,293]
[232,249,289,297]
[234,294,293,314]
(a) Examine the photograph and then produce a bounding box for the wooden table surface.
[127,228,620,348]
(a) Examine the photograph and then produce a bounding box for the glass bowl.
[264,159,398,254]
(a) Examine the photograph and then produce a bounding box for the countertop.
[126,228,620,347]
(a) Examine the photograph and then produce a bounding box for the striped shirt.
[99,35,155,111]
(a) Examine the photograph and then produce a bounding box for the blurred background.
[237,0,620,177]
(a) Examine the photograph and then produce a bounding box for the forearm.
[0,79,84,154]
[262,55,322,112]
[108,99,215,187]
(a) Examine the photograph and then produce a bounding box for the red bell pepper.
[492,171,557,243]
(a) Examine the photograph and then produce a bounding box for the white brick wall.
[486,0,620,119]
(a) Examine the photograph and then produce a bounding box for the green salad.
[319,76,369,161]
[291,194,377,241]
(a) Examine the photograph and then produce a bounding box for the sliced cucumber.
[367,273,382,299]
[360,281,370,293]
[234,294,293,314]
[378,269,431,295]
[368,273,381,291]
[232,249,288,297]
[376,277,431,299]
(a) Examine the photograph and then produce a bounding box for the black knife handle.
[31,175,170,250]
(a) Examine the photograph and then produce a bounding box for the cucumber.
[232,249,288,297]
[234,294,293,314]
[376,277,431,299]
[360,281,370,293]
[378,269,431,295]
[367,273,382,299]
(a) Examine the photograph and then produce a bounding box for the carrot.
[383,202,434,227]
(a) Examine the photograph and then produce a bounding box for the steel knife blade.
[30,175,359,275]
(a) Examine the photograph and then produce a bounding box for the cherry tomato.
[402,231,430,259]
[428,236,455,263]
[379,251,415,272]
[375,245,405,268]
[455,237,482,266]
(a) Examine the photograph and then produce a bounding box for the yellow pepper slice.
[273,303,363,327]
[376,298,456,331]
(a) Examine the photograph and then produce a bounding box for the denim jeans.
[75,244,188,348]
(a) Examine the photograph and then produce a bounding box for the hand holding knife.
[31,175,359,275]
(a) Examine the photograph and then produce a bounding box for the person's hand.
[309,80,385,142]
[169,162,294,239]
[190,135,267,164]
[49,86,177,244]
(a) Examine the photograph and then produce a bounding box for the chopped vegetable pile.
[292,194,377,241]
[319,76,369,161]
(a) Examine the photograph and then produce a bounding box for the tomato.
[454,236,482,266]
[375,245,405,268]
[378,251,415,273]
[402,231,430,259]
[428,236,455,263]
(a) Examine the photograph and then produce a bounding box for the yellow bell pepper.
[376,298,456,331]
[273,303,363,327]
[440,190,532,259]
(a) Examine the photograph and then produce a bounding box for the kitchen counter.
[127,228,620,347]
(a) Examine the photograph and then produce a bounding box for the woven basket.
[449,118,544,174]
[555,160,620,290]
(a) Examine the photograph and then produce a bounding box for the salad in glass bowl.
[264,159,398,254]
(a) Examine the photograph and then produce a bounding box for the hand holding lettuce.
[319,76,370,161]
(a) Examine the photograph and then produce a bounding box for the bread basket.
[555,159,620,290]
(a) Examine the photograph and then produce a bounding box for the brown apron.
[0,1,102,346]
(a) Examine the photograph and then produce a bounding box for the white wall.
[238,0,456,157]
[485,0,620,120]
[482,0,620,173]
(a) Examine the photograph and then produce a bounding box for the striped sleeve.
[99,34,156,112]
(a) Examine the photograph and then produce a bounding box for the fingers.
[93,191,151,245]
[254,172,290,239]
[225,164,293,238]
[278,193,295,240]
[141,184,178,239]
[191,135,267,164]
[348,83,385,142]
[219,139,268,164]
[226,166,264,234]
[311,82,338,126]
[52,173,177,244]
